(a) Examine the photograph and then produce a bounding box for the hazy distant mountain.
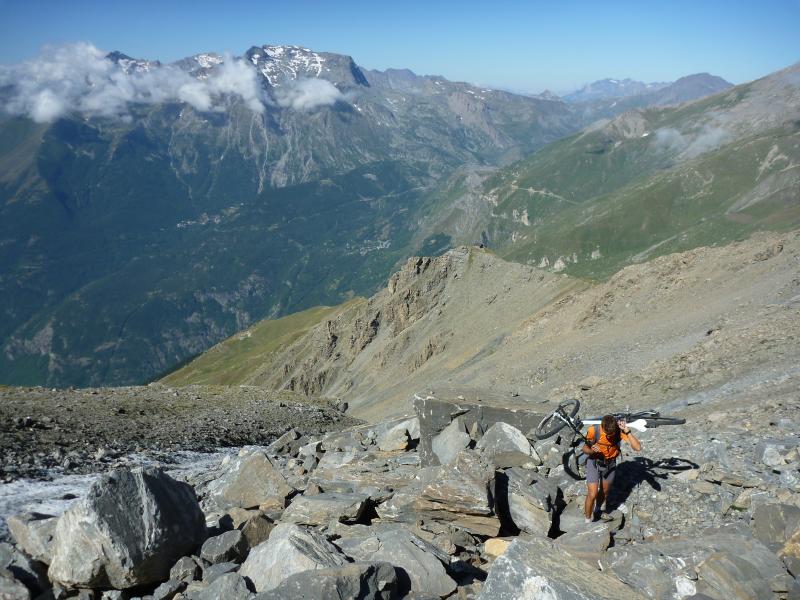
[563,78,670,103]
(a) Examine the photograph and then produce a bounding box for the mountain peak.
[105,50,160,74]
[245,43,368,87]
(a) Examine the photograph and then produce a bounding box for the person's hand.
[618,418,630,433]
[591,444,601,453]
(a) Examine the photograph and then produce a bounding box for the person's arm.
[582,427,601,455]
[618,420,642,451]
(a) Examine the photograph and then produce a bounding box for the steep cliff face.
[210,246,582,416]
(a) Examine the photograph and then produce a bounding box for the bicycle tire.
[645,416,686,427]
[534,399,581,440]
[563,446,587,481]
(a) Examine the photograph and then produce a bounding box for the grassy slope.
[418,77,799,280]
[161,301,360,386]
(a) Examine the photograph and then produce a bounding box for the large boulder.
[378,450,500,536]
[6,512,57,564]
[47,467,207,590]
[334,527,456,598]
[476,422,542,467]
[478,536,646,600]
[495,468,557,535]
[203,450,294,511]
[238,523,347,592]
[431,417,471,465]
[282,492,369,526]
[414,394,545,467]
[253,562,397,600]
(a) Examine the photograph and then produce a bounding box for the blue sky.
[1,0,798,92]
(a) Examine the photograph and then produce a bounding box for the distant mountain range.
[0,42,774,387]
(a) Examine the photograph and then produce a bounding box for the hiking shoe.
[599,512,614,522]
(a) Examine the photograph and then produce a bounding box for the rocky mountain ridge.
[166,230,800,425]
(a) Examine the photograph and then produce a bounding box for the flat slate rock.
[204,450,294,511]
[238,523,347,592]
[281,492,369,526]
[334,527,456,598]
[253,561,397,600]
[6,512,57,565]
[378,450,500,536]
[478,536,646,600]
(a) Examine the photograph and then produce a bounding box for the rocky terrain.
[1,382,798,599]
[0,386,357,482]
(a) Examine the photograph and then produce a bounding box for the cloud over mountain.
[274,78,346,111]
[0,43,266,122]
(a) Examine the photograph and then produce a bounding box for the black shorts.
[586,457,617,484]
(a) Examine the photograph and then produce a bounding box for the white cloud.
[274,78,345,111]
[652,124,732,158]
[0,42,267,123]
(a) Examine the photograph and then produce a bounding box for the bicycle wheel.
[645,416,686,427]
[563,446,586,480]
[534,399,581,440]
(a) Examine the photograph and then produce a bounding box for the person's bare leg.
[584,482,599,519]
[601,478,613,512]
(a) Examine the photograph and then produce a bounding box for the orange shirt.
[586,425,630,460]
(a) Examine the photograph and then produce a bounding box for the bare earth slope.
[166,231,799,422]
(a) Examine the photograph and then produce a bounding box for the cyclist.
[583,414,641,523]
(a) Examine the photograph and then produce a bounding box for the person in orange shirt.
[583,414,641,523]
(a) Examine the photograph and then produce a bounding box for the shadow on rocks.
[607,456,699,510]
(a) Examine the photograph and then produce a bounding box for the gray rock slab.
[0,566,31,600]
[253,561,397,600]
[47,467,207,590]
[496,468,558,535]
[238,523,347,592]
[202,561,238,584]
[431,417,471,465]
[196,572,252,600]
[169,556,201,583]
[414,395,545,467]
[751,502,800,550]
[200,530,248,564]
[6,512,56,565]
[476,422,542,466]
[478,536,646,600]
[239,514,274,549]
[696,552,773,600]
[377,450,500,536]
[334,527,456,598]
[555,522,612,564]
[203,451,294,511]
[152,579,186,600]
[265,429,300,456]
[281,492,369,526]
[607,528,787,600]
[377,427,410,452]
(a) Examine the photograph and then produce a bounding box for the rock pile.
[2,392,799,599]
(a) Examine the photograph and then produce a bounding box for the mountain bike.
[532,399,686,480]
